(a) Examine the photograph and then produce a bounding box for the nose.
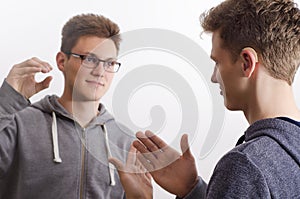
[211,66,218,83]
[91,62,106,76]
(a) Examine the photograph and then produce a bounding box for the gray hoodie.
[0,80,134,199]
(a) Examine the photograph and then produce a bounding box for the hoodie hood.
[31,95,114,124]
[244,118,300,166]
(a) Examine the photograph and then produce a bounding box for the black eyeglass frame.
[64,52,121,73]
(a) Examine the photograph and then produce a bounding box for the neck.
[243,74,300,125]
[58,94,100,128]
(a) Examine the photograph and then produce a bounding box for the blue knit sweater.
[183,118,300,198]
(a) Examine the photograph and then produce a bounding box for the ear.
[240,47,258,78]
[56,52,67,72]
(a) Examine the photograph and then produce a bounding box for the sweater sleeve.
[206,151,271,199]
[0,79,30,115]
[175,177,207,199]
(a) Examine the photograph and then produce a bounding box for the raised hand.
[6,57,53,99]
[133,131,199,198]
[109,145,153,199]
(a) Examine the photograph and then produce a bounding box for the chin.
[224,98,234,110]
[87,87,108,100]
[72,91,104,102]
[224,101,242,111]
[86,93,103,101]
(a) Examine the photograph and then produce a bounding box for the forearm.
[0,80,30,115]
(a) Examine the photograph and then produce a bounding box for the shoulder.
[207,151,270,198]
[213,150,261,176]
[15,96,56,123]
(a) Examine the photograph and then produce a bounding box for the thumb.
[35,76,53,93]
[180,134,193,159]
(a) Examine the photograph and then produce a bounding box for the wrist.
[177,177,199,198]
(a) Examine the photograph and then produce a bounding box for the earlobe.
[56,52,66,71]
[240,47,258,78]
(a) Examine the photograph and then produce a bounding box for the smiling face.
[59,36,118,102]
[210,31,248,111]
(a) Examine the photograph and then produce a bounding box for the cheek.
[70,67,89,86]
[106,73,114,84]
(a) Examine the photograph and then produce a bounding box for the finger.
[145,172,152,180]
[31,57,53,72]
[18,57,51,74]
[109,157,125,172]
[180,134,194,159]
[35,76,53,93]
[136,152,155,172]
[133,140,149,153]
[136,132,160,152]
[12,60,50,76]
[11,65,43,76]
[133,140,160,163]
[137,157,150,172]
[145,130,168,149]
[135,157,147,173]
[126,144,137,166]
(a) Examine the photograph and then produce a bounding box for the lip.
[219,86,223,95]
[86,80,105,86]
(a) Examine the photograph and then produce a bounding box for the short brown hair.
[200,0,300,85]
[60,13,121,54]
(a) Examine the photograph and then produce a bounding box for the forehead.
[211,31,222,57]
[211,31,234,61]
[73,36,117,58]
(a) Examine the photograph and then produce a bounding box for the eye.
[106,61,116,67]
[85,56,98,64]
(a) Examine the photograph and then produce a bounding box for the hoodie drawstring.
[51,112,114,185]
[101,124,116,186]
[52,112,62,163]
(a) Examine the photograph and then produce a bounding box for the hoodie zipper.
[80,128,86,199]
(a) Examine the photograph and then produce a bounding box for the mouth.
[86,80,105,87]
[219,86,223,96]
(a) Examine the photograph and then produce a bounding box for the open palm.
[133,131,199,198]
[109,145,153,199]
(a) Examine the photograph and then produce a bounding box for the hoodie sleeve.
[0,80,30,115]
[0,80,26,177]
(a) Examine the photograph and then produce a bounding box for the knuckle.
[149,144,157,151]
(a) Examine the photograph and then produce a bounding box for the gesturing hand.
[133,131,199,198]
[109,145,153,199]
[6,57,53,99]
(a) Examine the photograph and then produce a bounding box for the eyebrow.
[85,52,117,61]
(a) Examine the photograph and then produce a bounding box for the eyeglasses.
[65,52,121,73]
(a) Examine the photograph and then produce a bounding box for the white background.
[1,0,299,198]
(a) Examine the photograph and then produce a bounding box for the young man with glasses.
[0,14,136,198]
[110,0,300,198]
